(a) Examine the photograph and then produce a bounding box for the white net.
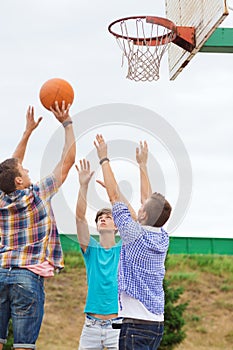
[114,18,175,81]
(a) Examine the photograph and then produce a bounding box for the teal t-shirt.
[82,236,122,315]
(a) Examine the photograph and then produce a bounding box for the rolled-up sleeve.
[37,174,58,201]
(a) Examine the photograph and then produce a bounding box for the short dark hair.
[0,158,20,194]
[144,192,172,227]
[95,208,112,224]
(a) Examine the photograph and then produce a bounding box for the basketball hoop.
[108,16,195,81]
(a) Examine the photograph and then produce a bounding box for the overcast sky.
[0,0,232,238]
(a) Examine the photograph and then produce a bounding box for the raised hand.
[136,141,149,166]
[25,106,43,133]
[94,134,108,161]
[136,141,152,203]
[75,159,94,187]
[12,106,43,162]
[50,100,71,124]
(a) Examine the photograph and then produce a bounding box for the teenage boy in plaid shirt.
[0,102,75,350]
[94,134,172,350]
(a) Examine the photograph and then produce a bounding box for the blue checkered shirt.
[112,202,169,315]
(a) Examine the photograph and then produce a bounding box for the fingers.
[61,100,70,113]
[76,159,91,172]
[95,134,105,145]
[90,171,95,178]
[26,106,43,130]
[136,141,148,164]
[138,140,148,152]
[96,179,106,188]
[50,101,70,114]
[52,101,61,113]
[94,134,106,149]
[49,105,56,113]
[144,140,148,150]
[36,116,43,126]
[79,159,86,171]
[26,106,34,118]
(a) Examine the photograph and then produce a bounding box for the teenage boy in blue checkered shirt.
[94,134,172,350]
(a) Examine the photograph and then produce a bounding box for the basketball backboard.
[165,0,229,80]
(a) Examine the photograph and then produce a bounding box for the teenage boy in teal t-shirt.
[75,159,123,350]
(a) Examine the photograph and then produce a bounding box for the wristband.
[62,120,73,128]
[99,157,109,165]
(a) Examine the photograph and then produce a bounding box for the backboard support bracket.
[146,17,196,51]
[173,27,196,52]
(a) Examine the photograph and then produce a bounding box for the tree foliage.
[159,261,188,349]
[3,320,13,350]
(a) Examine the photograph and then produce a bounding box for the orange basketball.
[39,78,74,111]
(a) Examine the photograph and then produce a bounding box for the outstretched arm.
[75,159,94,252]
[12,106,42,163]
[136,141,152,204]
[94,134,137,220]
[52,101,76,187]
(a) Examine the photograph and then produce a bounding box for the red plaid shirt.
[0,174,64,270]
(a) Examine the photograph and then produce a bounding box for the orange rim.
[108,16,177,46]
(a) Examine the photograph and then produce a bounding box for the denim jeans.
[78,314,122,350]
[0,267,44,349]
[119,321,164,350]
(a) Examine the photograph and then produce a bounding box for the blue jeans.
[119,321,164,350]
[0,267,45,349]
[78,314,122,350]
